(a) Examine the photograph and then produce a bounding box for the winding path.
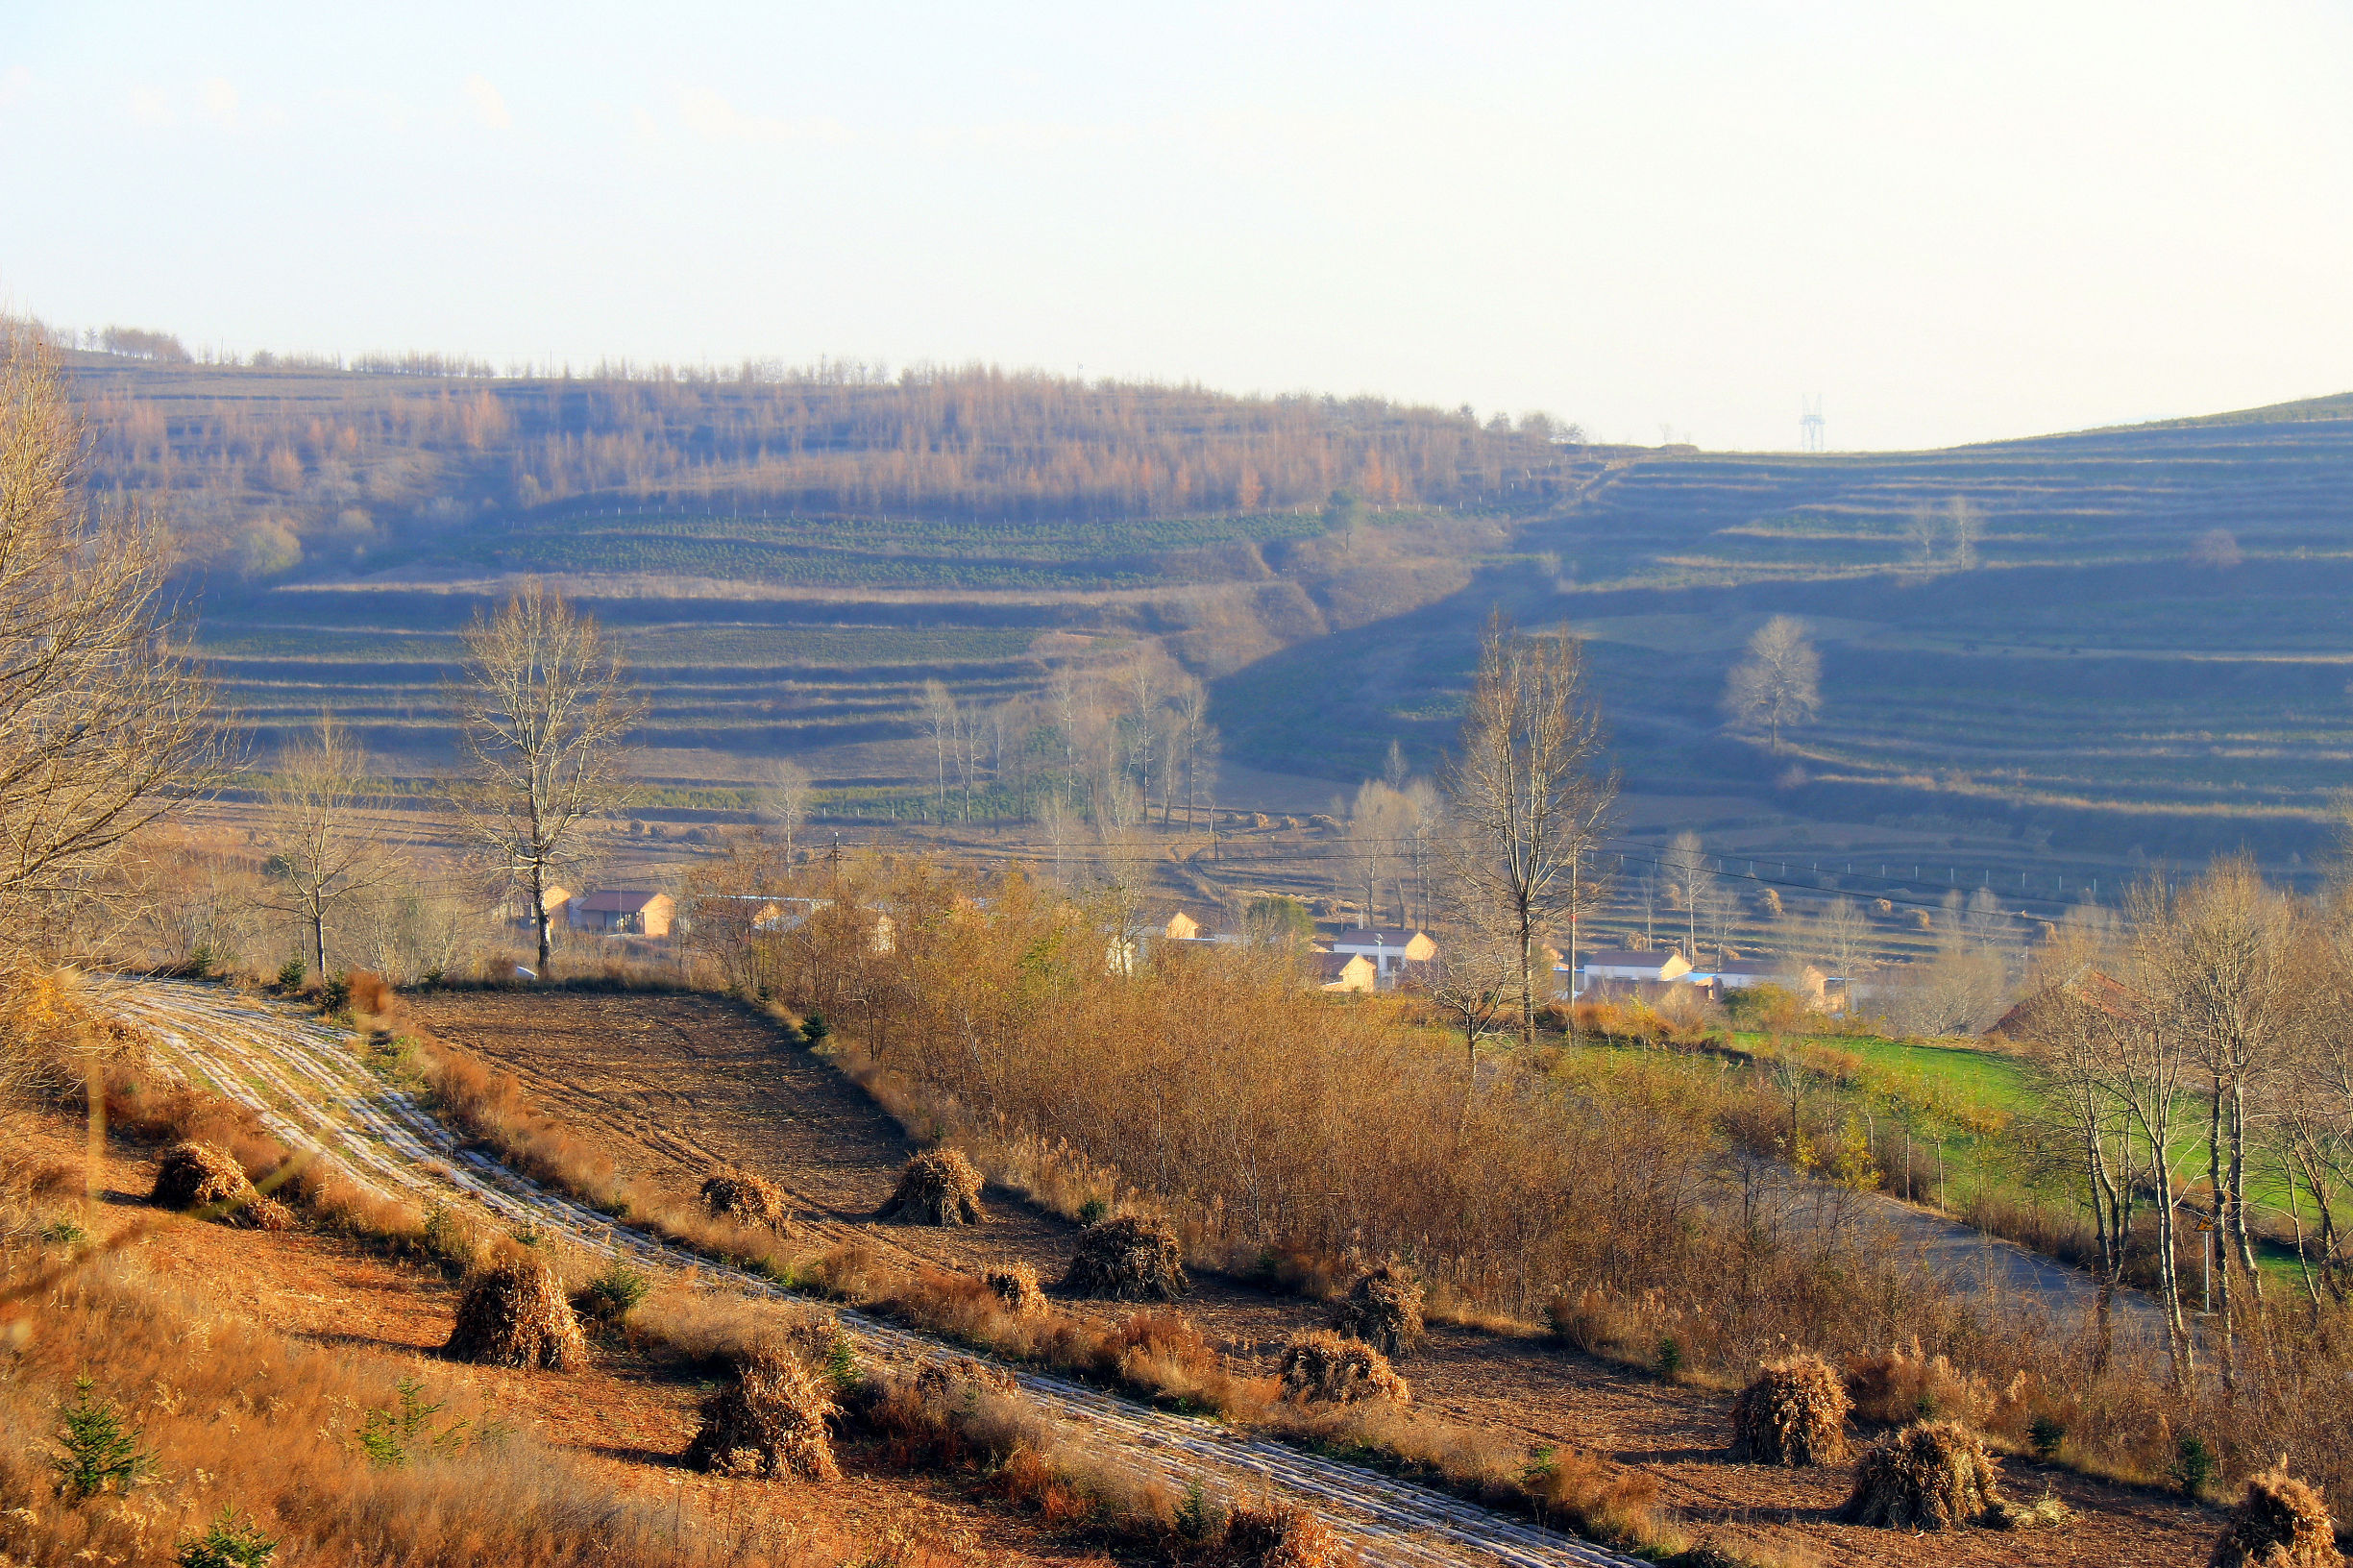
[99,977,1642,1568]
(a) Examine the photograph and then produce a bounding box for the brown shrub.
[1063,1213,1188,1300]
[878,1148,985,1226]
[1220,1501,1345,1567]
[701,1166,792,1231]
[347,970,397,1016]
[1330,1262,1423,1357]
[1277,1329,1409,1406]
[686,1342,843,1482]
[985,1262,1045,1316]
[1844,1337,2014,1429]
[444,1255,589,1372]
[148,1139,292,1231]
[1842,1420,2005,1531]
[1729,1355,1850,1467]
[2211,1465,2343,1568]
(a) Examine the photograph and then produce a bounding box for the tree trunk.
[533,862,551,973]
[2228,1077,2261,1297]
[2153,1147,2194,1390]
[2207,1079,2234,1383]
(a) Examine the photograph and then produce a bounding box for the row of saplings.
[157,1140,2342,1567]
[1732,1352,2340,1564]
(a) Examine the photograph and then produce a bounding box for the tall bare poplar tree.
[260,714,394,975]
[449,582,646,973]
[1722,615,1822,751]
[1440,613,1616,1043]
[0,331,221,945]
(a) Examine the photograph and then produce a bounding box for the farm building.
[569,890,676,938]
[1326,928,1437,986]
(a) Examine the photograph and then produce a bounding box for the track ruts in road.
[101,979,1643,1568]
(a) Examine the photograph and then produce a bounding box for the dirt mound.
[149,1140,292,1231]
[1329,1262,1423,1356]
[1277,1328,1409,1406]
[700,1166,792,1230]
[685,1343,842,1482]
[1063,1213,1189,1301]
[2212,1465,2343,1568]
[876,1148,984,1226]
[443,1255,589,1372]
[984,1262,1045,1315]
[1842,1420,2004,1530]
[1728,1354,1850,1467]
[1221,1501,1344,1568]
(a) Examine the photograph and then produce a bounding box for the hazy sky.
[3,2,2348,451]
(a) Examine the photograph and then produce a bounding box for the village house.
[1575,948,1693,992]
[1325,927,1437,987]
[1314,951,1379,993]
[568,890,676,938]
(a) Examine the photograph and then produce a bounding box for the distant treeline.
[34,321,1588,579]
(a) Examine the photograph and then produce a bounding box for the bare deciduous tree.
[0,333,223,946]
[259,714,396,975]
[1665,831,1711,962]
[755,758,816,858]
[448,582,647,974]
[1439,613,1617,1044]
[1722,616,1822,751]
[1346,779,1417,927]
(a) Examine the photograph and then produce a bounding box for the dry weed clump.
[700,1165,792,1230]
[2210,1465,2344,1568]
[1330,1262,1423,1357]
[1219,1501,1345,1568]
[445,1254,590,1371]
[1844,1337,2016,1429]
[1277,1329,1409,1406]
[1728,1355,1850,1467]
[685,1341,843,1482]
[1064,1213,1188,1300]
[1842,1420,2006,1531]
[148,1140,292,1231]
[878,1148,985,1226]
[985,1261,1045,1315]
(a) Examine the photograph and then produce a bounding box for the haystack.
[913,1355,1017,1401]
[1728,1354,1850,1467]
[1063,1213,1188,1301]
[701,1166,792,1231]
[985,1262,1046,1316]
[149,1140,292,1231]
[1222,1501,1344,1568]
[1842,1420,2004,1531]
[685,1343,842,1482]
[2211,1465,2344,1568]
[877,1149,984,1226]
[1330,1262,1423,1357]
[1277,1329,1410,1406]
[444,1255,589,1372]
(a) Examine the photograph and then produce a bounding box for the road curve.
[99,978,1644,1568]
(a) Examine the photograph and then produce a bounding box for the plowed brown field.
[406,989,2224,1567]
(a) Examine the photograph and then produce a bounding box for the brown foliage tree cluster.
[61,346,1587,573]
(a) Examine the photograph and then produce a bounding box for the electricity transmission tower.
[1800,395,1826,453]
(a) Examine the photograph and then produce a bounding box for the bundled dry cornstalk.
[2210,1465,2343,1568]
[1220,1500,1345,1568]
[1277,1329,1409,1406]
[1728,1354,1850,1467]
[700,1165,792,1230]
[984,1261,1045,1315]
[1062,1213,1188,1301]
[1330,1262,1423,1357]
[877,1148,984,1226]
[685,1342,842,1482]
[444,1255,589,1372]
[1842,1420,2004,1530]
[913,1355,1017,1401]
[149,1140,292,1231]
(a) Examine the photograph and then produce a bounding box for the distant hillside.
[50,342,1597,776]
[1220,414,2353,867]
